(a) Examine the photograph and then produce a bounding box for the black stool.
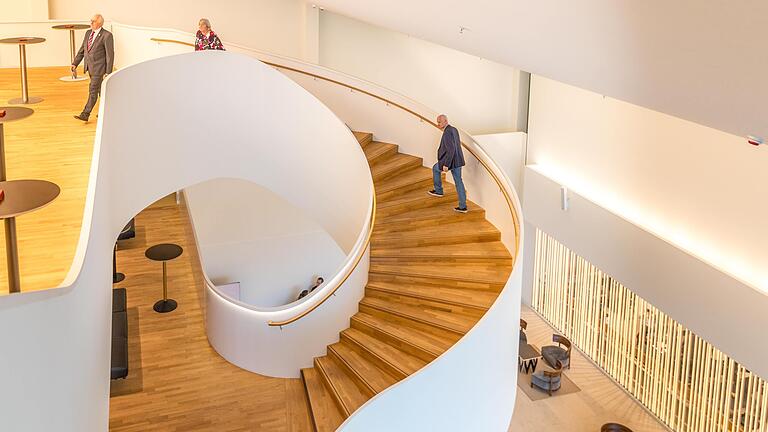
[145,243,183,313]
[113,219,136,283]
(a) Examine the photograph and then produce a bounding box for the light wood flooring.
[510,306,669,432]
[0,66,96,294]
[109,194,312,431]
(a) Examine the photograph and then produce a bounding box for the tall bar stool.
[0,37,46,104]
[145,243,183,313]
[51,24,90,82]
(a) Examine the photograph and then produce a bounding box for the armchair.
[530,359,562,395]
[542,334,571,369]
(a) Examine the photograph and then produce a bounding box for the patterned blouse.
[195,30,225,51]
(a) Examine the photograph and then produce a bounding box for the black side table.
[145,243,183,313]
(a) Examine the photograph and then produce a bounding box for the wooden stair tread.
[360,295,477,334]
[351,312,455,357]
[302,367,344,432]
[315,356,370,418]
[378,182,456,206]
[366,280,497,310]
[353,131,372,146]
[369,261,511,285]
[376,201,483,226]
[370,153,423,181]
[329,341,398,394]
[373,166,433,196]
[299,130,516,427]
[371,219,500,248]
[374,218,498,239]
[372,241,512,260]
[363,141,398,164]
[342,325,429,376]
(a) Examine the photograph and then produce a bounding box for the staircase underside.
[301,132,513,431]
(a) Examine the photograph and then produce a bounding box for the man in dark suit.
[72,14,114,122]
[428,114,468,212]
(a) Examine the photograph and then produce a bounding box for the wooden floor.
[109,194,312,431]
[0,66,96,294]
[509,306,669,432]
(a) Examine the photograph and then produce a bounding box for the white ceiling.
[316,0,768,140]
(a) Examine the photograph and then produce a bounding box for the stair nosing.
[359,298,469,336]
[368,269,507,286]
[365,284,491,311]
[314,357,353,418]
[352,312,453,358]
[328,344,379,396]
[341,329,413,378]
[300,369,320,432]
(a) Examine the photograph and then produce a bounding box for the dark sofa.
[111,287,128,379]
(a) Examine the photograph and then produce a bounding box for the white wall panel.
[47,0,317,60]
[523,166,768,381]
[526,74,768,302]
[319,11,521,135]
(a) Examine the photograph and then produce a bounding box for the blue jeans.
[433,163,467,209]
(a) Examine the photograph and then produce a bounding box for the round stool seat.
[145,243,183,261]
[146,243,183,313]
[0,107,34,123]
[0,37,46,45]
[51,24,90,31]
[0,180,60,219]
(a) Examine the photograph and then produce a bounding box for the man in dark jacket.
[72,14,114,122]
[428,115,467,212]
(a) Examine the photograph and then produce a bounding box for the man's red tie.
[87,31,95,50]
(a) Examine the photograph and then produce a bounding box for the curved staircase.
[300,132,514,431]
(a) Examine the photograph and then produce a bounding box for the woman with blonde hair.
[195,18,225,51]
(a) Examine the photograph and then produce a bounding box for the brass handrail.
[150,37,521,325]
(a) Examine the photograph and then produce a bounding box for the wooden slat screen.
[531,229,768,432]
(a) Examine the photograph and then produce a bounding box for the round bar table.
[52,24,90,82]
[0,180,60,294]
[0,37,46,104]
[145,243,183,313]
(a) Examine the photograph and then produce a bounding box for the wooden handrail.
[150,37,521,326]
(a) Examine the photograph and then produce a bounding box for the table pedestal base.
[9,96,43,105]
[59,75,88,82]
[153,299,177,313]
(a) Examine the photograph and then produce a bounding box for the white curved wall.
[204,252,368,378]
[0,51,373,430]
[183,177,369,378]
[184,178,345,308]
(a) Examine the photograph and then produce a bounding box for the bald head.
[91,14,104,31]
[437,115,448,130]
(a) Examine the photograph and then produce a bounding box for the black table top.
[518,343,541,361]
[145,243,183,261]
[0,106,34,124]
[0,37,46,45]
[0,180,60,219]
[52,24,90,30]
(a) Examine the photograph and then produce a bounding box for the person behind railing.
[72,14,114,122]
[195,18,225,51]
[297,277,325,300]
[427,114,468,213]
